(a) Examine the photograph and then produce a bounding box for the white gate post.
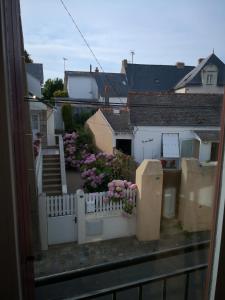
[38,193,48,250]
[77,189,86,244]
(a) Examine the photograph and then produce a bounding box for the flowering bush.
[63,131,137,196]
[80,153,116,192]
[104,180,137,216]
[33,139,40,158]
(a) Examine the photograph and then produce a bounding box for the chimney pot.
[90,64,92,72]
[198,58,204,64]
[176,62,185,69]
[95,67,99,72]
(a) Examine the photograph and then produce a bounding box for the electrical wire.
[59,0,124,104]
[25,96,220,109]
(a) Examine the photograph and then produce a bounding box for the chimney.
[121,59,128,73]
[90,64,92,72]
[176,62,185,69]
[95,67,99,72]
[198,58,204,64]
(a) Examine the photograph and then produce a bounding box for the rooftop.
[129,93,223,127]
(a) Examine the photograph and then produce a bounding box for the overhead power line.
[25,96,219,109]
[59,0,124,104]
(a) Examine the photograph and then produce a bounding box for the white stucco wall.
[67,75,98,99]
[133,126,219,163]
[175,86,224,94]
[47,109,55,145]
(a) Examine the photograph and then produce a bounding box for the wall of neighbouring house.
[67,75,98,99]
[86,110,114,154]
[30,108,47,146]
[175,86,224,94]
[133,126,219,164]
[47,109,55,145]
[178,158,217,232]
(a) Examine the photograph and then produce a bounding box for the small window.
[206,73,213,84]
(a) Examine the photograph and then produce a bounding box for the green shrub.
[61,104,73,131]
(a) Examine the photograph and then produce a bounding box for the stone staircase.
[42,154,62,196]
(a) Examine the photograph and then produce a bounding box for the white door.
[47,194,78,245]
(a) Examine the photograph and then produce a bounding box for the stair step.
[43,173,61,178]
[43,184,62,191]
[43,158,60,162]
[43,168,60,173]
[43,178,61,184]
[46,191,62,196]
[43,155,60,160]
[43,162,60,167]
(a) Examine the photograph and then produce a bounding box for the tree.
[42,78,64,101]
[24,49,33,63]
[53,89,68,98]
[61,104,74,131]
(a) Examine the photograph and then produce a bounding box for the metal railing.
[35,240,209,299]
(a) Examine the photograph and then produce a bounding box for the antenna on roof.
[130,50,135,64]
[63,57,68,72]
[212,48,215,54]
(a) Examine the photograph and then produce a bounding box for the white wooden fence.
[85,189,136,214]
[47,194,76,217]
[39,189,136,250]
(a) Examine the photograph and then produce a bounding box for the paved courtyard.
[35,228,209,278]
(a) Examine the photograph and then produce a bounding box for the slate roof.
[26,63,44,84]
[194,130,220,142]
[175,53,225,89]
[124,63,194,92]
[101,109,132,133]
[94,73,128,97]
[129,93,223,127]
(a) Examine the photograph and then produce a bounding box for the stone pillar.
[38,193,48,250]
[178,158,216,232]
[136,160,163,241]
[77,189,86,244]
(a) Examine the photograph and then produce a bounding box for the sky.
[20,0,225,81]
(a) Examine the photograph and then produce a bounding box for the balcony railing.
[35,240,209,300]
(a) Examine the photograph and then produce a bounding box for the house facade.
[174,53,225,94]
[26,63,55,145]
[64,69,128,104]
[86,93,222,166]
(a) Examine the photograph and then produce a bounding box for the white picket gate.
[39,189,136,248]
[47,194,77,245]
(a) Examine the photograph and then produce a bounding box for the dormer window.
[206,74,213,85]
[201,64,218,86]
